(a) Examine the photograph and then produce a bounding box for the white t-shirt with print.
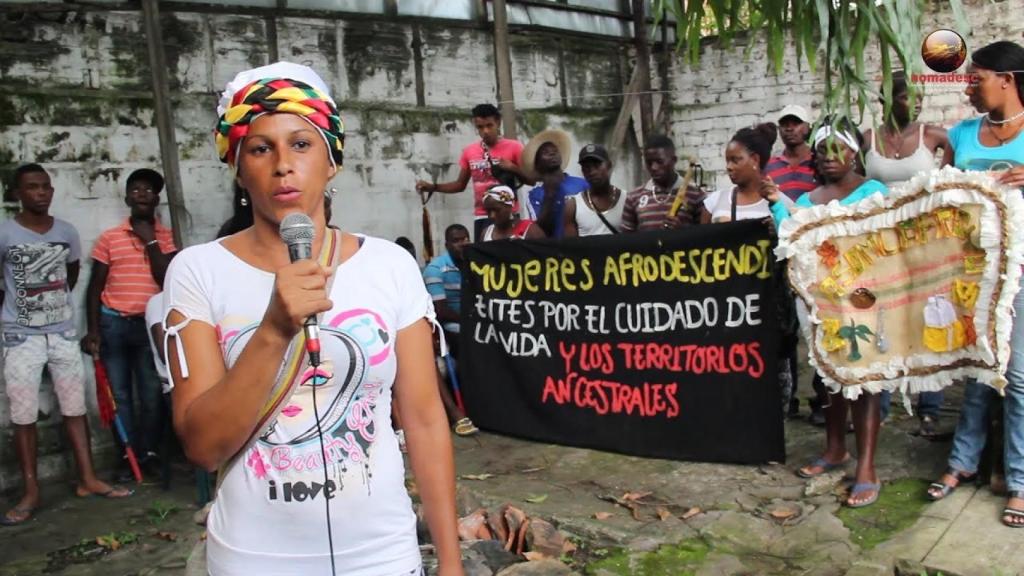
[163,235,431,576]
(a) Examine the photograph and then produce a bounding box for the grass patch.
[837,478,931,550]
[584,539,711,575]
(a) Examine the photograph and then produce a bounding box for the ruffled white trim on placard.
[778,166,1024,398]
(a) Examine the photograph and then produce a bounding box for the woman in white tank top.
[863,71,950,188]
[862,71,950,437]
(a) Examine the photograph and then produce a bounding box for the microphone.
[279,212,322,367]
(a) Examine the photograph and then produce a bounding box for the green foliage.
[837,478,930,550]
[651,0,968,125]
[584,539,711,575]
[148,500,180,524]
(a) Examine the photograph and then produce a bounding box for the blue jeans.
[879,390,944,420]
[947,282,1024,492]
[100,309,162,456]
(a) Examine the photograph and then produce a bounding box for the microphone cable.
[310,354,337,575]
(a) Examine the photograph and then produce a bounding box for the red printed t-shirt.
[91,219,177,316]
[459,138,524,217]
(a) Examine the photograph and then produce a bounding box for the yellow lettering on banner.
[544,257,561,292]
[561,258,577,291]
[524,260,541,293]
[603,255,623,286]
[868,231,899,257]
[659,254,678,282]
[578,259,594,291]
[756,239,773,279]
[843,241,874,276]
[506,265,524,299]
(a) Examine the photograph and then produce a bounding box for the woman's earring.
[240,193,249,207]
[325,188,337,199]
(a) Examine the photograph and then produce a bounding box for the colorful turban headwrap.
[215,71,345,170]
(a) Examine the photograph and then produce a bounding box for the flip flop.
[454,417,479,437]
[796,456,849,479]
[846,482,881,508]
[926,469,977,501]
[1003,491,1024,528]
[76,486,134,499]
[0,505,36,526]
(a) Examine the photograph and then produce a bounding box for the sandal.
[1003,491,1024,528]
[796,456,849,479]
[0,505,36,526]
[846,482,881,508]
[926,468,977,501]
[454,417,479,437]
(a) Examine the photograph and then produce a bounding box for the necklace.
[880,123,915,159]
[649,182,671,204]
[986,116,1024,145]
[985,109,1024,125]
[587,187,620,213]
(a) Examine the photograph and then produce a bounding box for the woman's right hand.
[263,260,334,341]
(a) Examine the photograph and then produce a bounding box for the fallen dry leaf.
[656,506,672,521]
[96,536,121,551]
[593,511,613,520]
[681,506,702,520]
[460,473,494,481]
[523,551,548,561]
[524,494,548,504]
[562,539,577,554]
[154,531,178,542]
[621,491,653,502]
[769,506,799,521]
[519,466,547,474]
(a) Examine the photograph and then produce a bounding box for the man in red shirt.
[764,105,818,202]
[83,168,178,478]
[416,104,531,241]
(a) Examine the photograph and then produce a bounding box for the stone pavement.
[2,399,1022,575]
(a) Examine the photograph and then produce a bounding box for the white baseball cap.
[777,104,811,124]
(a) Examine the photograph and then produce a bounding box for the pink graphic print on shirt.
[217,309,394,484]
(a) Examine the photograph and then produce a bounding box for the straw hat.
[522,129,572,176]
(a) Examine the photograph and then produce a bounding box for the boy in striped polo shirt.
[83,168,178,478]
[621,135,705,232]
[764,105,818,201]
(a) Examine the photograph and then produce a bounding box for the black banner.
[460,221,784,464]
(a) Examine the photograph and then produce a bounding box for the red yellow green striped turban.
[215,65,344,170]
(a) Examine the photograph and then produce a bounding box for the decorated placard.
[777,167,1024,396]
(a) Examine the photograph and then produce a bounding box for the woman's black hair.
[810,115,866,179]
[971,40,1024,107]
[216,182,254,239]
[730,123,778,171]
[878,69,909,100]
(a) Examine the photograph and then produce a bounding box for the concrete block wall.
[0,5,640,489]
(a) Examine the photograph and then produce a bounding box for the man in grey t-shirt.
[0,164,131,526]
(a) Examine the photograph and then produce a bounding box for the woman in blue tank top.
[769,119,890,509]
[928,41,1024,528]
